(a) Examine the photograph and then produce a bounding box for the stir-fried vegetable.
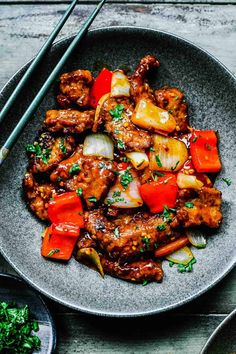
[190,130,222,173]
[93,93,110,132]
[76,248,104,277]
[89,68,112,108]
[105,167,143,208]
[110,70,130,97]
[155,237,189,258]
[177,172,204,189]
[83,133,114,160]
[48,192,84,228]
[125,152,149,170]
[0,302,41,353]
[187,230,207,248]
[131,98,176,133]
[149,134,188,171]
[139,173,178,213]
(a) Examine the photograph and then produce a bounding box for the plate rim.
[0,25,236,317]
[0,272,57,353]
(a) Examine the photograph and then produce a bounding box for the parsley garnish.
[178,258,196,273]
[106,191,124,205]
[222,177,232,186]
[174,95,179,101]
[109,104,124,122]
[157,223,166,231]
[88,196,97,203]
[192,136,198,143]
[99,162,106,169]
[155,155,162,167]
[59,138,67,154]
[149,147,155,152]
[69,163,80,175]
[168,109,173,114]
[114,128,120,135]
[142,280,148,286]
[25,143,51,164]
[162,205,173,223]
[113,227,120,238]
[47,248,60,257]
[113,190,121,198]
[120,166,133,189]
[185,202,194,208]
[76,188,83,196]
[117,139,125,149]
[142,236,150,250]
[171,160,180,171]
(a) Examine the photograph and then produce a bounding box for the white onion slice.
[166,246,194,265]
[125,152,149,170]
[177,173,204,189]
[83,133,114,159]
[149,134,188,171]
[187,231,207,248]
[92,93,110,132]
[111,71,130,97]
[131,98,176,133]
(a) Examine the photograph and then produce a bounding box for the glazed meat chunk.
[94,96,152,152]
[23,172,56,220]
[154,87,189,132]
[101,258,163,283]
[85,209,180,262]
[50,145,116,208]
[172,187,222,229]
[44,109,95,134]
[57,69,93,108]
[27,131,75,174]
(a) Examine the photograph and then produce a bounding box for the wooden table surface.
[0,0,236,353]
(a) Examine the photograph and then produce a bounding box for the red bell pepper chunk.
[48,192,84,228]
[139,173,178,213]
[51,222,80,237]
[89,68,112,108]
[41,224,80,261]
[190,130,222,173]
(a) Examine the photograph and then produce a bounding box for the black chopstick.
[0,0,107,166]
[0,0,78,125]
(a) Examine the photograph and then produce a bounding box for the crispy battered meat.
[57,69,93,108]
[130,55,160,104]
[27,132,75,174]
[95,96,152,152]
[85,209,179,262]
[77,231,96,249]
[154,87,189,132]
[44,109,95,134]
[101,258,163,283]
[50,145,116,208]
[171,187,222,229]
[23,172,56,220]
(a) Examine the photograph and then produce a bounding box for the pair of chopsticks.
[0,0,106,166]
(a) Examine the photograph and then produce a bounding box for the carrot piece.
[154,237,189,258]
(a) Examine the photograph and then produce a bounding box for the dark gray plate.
[0,273,56,353]
[0,27,236,317]
[200,309,236,354]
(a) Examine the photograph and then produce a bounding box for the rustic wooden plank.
[0,3,236,88]
[53,313,226,354]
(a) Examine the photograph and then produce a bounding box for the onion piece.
[83,133,114,160]
[131,98,176,133]
[187,231,207,248]
[110,71,130,97]
[125,152,149,170]
[76,248,104,277]
[177,172,204,189]
[149,134,188,171]
[105,169,143,208]
[166,246,194,265]
[92,93,110,132]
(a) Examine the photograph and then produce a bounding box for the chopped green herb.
[107,190,124,205]
[142,236,150,250]
[114,128,120,135]
[109,104,124,122]
[142,280,148,286]
[57,176,62,183]
[168,109,173,114]
[140,248,144,253]
[154,171,165,177]
[69,163,80,175]
[192,136,198,143]
[174,96,179,101]
[26,143,51,164]
[111,169,120,176]
[88,196,97,203]
[47,248,60,257]
[120,167,133,189]
[59,138,67,154]
[162,205,172,222]
[113,227,120,238]
[76,188,83,196]
[121,156,129,163]
[222,177,232,186]
[171,160,180,171]
[177,258,196,273]
[99,162,106,169]
[157,223,166,231]
[185,202,194,208]
[149,147,155,152]
[0,302,41,353]
[117,139,125,149]
[113,190,121,198]
[155,155,162,167]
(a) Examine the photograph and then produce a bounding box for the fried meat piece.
[23,172,56,220]
[95,96,152,152]
[154,87,189,132]
[27,132,75,174]
[130,55,160,104]
[57,69,93,108]
[50,145,116,208]
[171,187,222,229]
[85,210,179,262]
[77,231,97,249]
[44,109,95,134]
[101,258,163,283]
